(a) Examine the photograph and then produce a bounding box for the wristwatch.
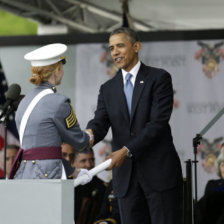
[125,147,133,158]
[85,130,94,141]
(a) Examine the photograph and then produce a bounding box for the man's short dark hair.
[110,27,140,44]
[74,147,94,160]
[7,144,20,151]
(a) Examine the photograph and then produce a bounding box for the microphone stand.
[192,106,224,224]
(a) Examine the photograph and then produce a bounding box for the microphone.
[0,94,24,122]
[12,94,25,110]
[0,84,21,117]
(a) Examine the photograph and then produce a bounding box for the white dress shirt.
[121,60,141,87]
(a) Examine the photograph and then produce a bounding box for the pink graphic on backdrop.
[195,41,224,79]
[100,44,118,78]
[197,137,223,173]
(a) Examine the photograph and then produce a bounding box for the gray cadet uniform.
[14,82,90,179]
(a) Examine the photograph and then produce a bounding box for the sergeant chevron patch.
[65,104,77,128]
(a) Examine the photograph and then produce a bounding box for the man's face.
[61,143,75,164]
[109,33,141,72]
[73,152,95,170]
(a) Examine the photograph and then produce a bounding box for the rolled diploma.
[74,158,112,187]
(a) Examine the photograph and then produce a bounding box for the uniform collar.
[40,82,57,92]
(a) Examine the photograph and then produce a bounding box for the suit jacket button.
[130,132,135,136]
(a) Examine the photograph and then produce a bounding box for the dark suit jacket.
[75,176,106,224]
[62,158,75,179]
[198,179,224,224]
[95,180,121,224]
[205,179,224,194]
[87,63,182,197]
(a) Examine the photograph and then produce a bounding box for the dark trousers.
[117,164,183,224]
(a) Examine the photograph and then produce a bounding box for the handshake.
[84,129,130,171]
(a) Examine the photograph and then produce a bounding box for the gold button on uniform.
[24,160,27,163]
[32,160,36,164]
[44,174,48,178]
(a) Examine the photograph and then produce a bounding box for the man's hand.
[105,147,127,170]
[85,129,94,147]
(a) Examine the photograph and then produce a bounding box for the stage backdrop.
[1,39,224,199]
[74,40,224,198]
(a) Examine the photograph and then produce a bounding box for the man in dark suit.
[86,27,183,224]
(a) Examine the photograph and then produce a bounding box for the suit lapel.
[114,71,130,123]
[130,63,148,123]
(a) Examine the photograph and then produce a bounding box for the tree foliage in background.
[0,9,38,35]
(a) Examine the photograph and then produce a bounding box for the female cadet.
[10,43,92,181]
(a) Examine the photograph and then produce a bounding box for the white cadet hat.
[24,43,67,67]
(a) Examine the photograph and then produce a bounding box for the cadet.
[94,180,121,224]
[74,148,106,223]
[10,43,92,181]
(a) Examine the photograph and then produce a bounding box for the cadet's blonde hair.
[29,61,61,85]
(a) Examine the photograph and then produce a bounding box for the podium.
[0,180,74,224]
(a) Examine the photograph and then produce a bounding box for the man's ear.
[134,41,141,53]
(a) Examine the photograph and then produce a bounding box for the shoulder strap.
[19,89,54,146]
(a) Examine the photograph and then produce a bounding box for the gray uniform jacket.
[14,82,89,179]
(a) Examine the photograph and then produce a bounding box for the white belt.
[19,89,54,146]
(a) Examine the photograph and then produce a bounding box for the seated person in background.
[197,145,224,224]
[205,146,224,193]
[61,142,93,180]
[73,146,95,170]
[61,142,75,165]
[74,148,107,224]
[94,180,121,224]
[0,145,19,179]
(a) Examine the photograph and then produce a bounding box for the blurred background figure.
[205,144,224,193]
[94,180,121,224]
[74,148,107,224]
[197,144,224,224]
[60,142,76,179]
[73,147,95,170]
[61,142,75,165]
[0,144,19,179]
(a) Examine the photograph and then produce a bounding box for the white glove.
[77,168,93,185]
